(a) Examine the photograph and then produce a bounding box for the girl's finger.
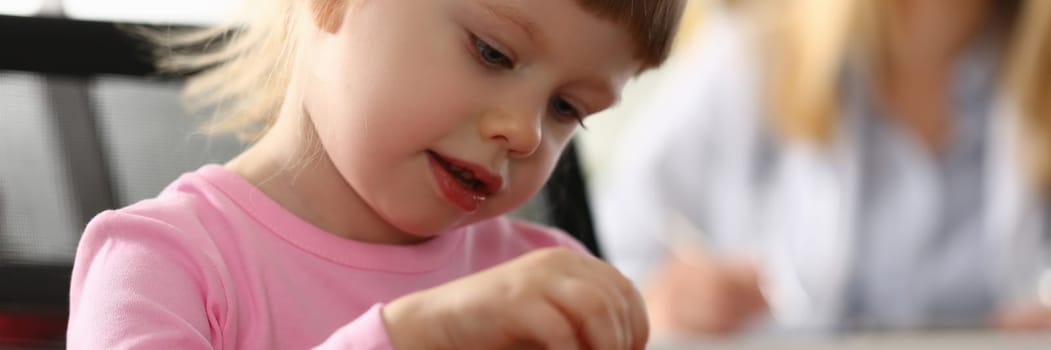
[508,301,581,350]
[546,277,627,350]
[573,254,649,349]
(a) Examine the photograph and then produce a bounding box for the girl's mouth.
[426,150,503,212]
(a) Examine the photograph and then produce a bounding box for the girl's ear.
[311,0,348,33]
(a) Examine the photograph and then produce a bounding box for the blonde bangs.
[575,0,687,70]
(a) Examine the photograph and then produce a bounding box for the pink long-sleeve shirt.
[68,165,585,349]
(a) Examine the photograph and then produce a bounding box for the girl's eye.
[473,35,515,69]
[550,96,586,127]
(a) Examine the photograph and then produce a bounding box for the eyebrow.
[481,2,546,49]
[582,80,620,111]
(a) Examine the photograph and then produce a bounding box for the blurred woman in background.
[597,0,1051,337]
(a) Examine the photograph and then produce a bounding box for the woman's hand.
[993,305,1051,332]
[383,247,648,350]
[645,252,768,337]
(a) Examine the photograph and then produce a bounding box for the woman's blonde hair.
[754,0,1051,191]
[154,0,685,142]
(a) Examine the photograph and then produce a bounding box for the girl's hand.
[645,253,768,337]
[383,247,648,350]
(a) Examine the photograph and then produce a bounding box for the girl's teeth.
[450,166,475,181]
[440,158,483,190]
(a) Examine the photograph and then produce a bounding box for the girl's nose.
[479,108,543,158]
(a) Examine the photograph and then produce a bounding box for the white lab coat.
[595,11,1050,331]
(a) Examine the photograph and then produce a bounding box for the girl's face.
[303,0,639,237]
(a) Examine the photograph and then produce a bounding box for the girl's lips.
[427,151,503,195]
[426,151,504,212]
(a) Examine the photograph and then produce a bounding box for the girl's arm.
[68,211,223,348]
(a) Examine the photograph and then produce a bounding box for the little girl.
[67,0,684,348]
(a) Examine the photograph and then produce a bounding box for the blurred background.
[3,0,1051,349]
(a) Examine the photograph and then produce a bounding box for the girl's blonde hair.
[153,0,316,141]
[753,0,1051,191]
[155,0,685,142]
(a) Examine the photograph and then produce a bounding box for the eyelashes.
[550,96,585,127]
[471,34,515,69]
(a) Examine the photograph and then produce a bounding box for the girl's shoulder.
[77,166,239,268]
